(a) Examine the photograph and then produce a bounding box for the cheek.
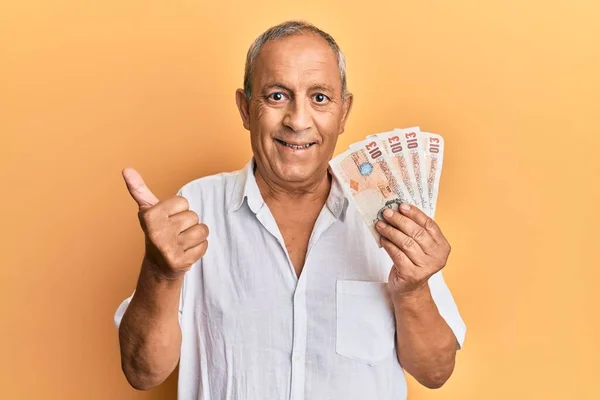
[314,111,342,144]
[252,104,283,139]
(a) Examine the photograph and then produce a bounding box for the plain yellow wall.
[1,1,599,399]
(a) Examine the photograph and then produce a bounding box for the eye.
[313,93,330,104]
[268,92,286,102]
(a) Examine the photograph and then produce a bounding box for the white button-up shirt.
[114,159,466,400]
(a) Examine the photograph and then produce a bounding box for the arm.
[118,168,209,390]
[375,203,461,389]
[118,259,183,390]
[391,284,458,389]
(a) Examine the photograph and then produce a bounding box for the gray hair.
[243,20,348,100]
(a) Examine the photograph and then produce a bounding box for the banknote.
[422,132,444,218]
[394,127,431,216]
[349,138,413,206]
[369,131,418,207]
[329,126,446,245]
[329,145,405,246]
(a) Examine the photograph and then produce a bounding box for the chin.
[276,165,312,182]
[273,161,318,183]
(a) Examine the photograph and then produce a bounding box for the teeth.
[280,140,314,150]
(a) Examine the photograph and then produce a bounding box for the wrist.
[130,258,184,317]
[391,282,430,306]
[142,256,185,286]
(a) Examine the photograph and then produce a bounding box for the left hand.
[375,203,451,296]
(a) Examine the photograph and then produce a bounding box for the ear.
[338,92,354,135]
[236,89,251,131]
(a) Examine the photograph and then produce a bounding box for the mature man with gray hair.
[115,20,466,400]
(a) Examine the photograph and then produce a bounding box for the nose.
[283,98,312,133]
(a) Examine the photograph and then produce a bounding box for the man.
[115,20,466,400]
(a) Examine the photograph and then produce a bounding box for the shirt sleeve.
[428,270,467,349]
[113,291,134,329]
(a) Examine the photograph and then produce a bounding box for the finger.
[397,203,445,244]
[178,223,209,251]
[153,196,190,217]
[376,220,426,265]
[169,210,199,233]
[381,207,436,252]
[380,236,416,270]
[183,239,208,265]
[122,168,159,209]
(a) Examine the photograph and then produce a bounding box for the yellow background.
[1,1,598,399]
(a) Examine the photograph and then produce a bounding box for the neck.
[254,164,332,209]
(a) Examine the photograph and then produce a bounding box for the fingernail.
[400,203,410,211]
[383,208,394,218]
[376,220,387,229]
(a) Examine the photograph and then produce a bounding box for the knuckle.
[395,213,407,225]
[381,224,393,237]
[199,223,209,238]
[189,240,208,263]
[145,205,161,219]
[179,210,198,227]
[396,249,407,262]
[141,208,164,229]
[402,236,416,249]
[176,195,190,209]
[397,252,413,268]
[163,243,180,260]
[424,217,436,230]
[190,211,200,225]
[412,226,426,240]
[390,247,404,261]
[192,225,205,241]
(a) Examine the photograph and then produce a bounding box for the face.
[236,33,353,188]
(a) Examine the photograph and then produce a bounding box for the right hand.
[122,168,209,280]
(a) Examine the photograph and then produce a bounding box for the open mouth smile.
[275,139,317,150]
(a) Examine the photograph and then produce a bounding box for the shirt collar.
[228,158,348,220]
[228,158,265,214]
[325,169,347,219]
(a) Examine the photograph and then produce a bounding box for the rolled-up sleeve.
[113,292,134,329]
[113,287,184,329]
[428,271,467,348]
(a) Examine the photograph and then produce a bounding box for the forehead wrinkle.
[254,49,340,94]
[260,73,335,93]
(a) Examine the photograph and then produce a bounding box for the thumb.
[122,167,160,209]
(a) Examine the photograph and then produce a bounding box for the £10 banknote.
[329,126,445,246]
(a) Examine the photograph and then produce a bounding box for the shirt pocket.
[335,280,396,366]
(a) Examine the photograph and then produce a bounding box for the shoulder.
[177,166,244,211]
[178,169,239,196]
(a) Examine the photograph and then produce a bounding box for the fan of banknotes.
[329,126,444,247]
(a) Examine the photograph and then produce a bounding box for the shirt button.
[294,354,303,362]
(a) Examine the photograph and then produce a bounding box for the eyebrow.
[308,84,335,93]
[261,83,293,93]
[261,82,336,94]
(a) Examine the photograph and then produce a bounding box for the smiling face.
[236,33,353,190]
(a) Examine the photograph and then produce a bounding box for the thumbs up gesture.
[122,168,209,280]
